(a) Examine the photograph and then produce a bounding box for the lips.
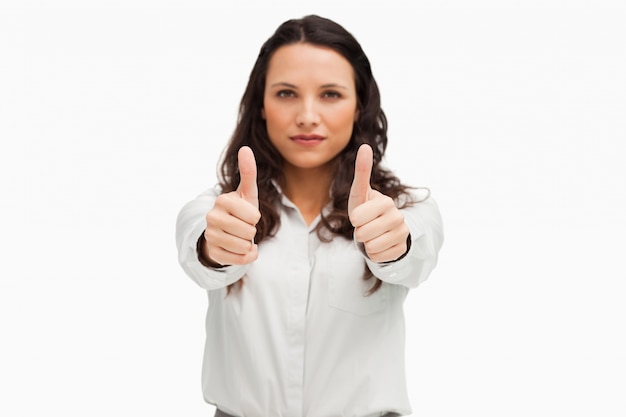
[290,134,325,146]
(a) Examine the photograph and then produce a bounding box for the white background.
[2,0,625,416]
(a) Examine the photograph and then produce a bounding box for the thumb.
[348,144,373,214]
[236,146,259,208]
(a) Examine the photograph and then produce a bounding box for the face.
[262,43,359,174]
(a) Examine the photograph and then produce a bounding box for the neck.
[281,163,334,225]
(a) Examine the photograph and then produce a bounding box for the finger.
[348,144,373,214]
[349,189,389,228]
[352,195,404,239]
[360,222,409,254]
[205,230,255,256]
[218,215,258,242]
[213,192,261,227]
[365,242,407,264]
[236,146,259,208]
[206,244,259,266]
[205,210,258,243]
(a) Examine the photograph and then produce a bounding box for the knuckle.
[245,227,258,241]
[214,193,229,206]
[245,251,259,264]
[215,192,237,209]
[203,228,221,245]
[236,239,253,253]
[203,229,213,243]
[381,195,394,207]
[389,212,405,229]
[205,210,218,225]
[349,209,363,227]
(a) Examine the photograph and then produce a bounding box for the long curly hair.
[218,15,416,293]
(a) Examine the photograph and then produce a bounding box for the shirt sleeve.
[175,187,249,290]
[358,194,444,289]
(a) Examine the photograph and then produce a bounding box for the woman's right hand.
[202,146,261,266]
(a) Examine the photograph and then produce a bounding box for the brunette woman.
[176,14,443,417]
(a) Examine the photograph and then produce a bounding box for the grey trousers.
[215,410,400,417]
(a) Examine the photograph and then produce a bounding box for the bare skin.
[348,144,410,263]
[202,44,408,266]
[202,144,409,266]
[280,162,334,225]
[202,146,261,266]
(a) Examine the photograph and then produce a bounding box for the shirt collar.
[270,179,333,231]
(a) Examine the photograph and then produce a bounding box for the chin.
[286,157,334,171]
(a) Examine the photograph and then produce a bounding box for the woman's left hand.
[348,144,410,263]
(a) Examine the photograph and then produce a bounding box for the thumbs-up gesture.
[203,146,262,266]
[348,144,410,263]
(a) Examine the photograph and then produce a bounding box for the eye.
[277,90,296,98]
[322,90,342,99]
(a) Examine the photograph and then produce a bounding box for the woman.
[176,15,443,417]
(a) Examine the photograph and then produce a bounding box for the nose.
[296,98,320,127]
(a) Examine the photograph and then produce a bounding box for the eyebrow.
[269,82,349,90]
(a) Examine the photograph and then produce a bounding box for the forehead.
[266,43,355,84]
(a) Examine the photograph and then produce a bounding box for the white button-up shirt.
[175,187,443,417]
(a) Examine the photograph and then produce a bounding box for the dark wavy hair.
[218,15,416,293]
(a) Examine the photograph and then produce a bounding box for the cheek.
[332,106,358,132]
[263,100,286,124]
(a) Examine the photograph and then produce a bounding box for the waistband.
[215,410,401,417]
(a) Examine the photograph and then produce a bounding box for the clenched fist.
[348,144,410,263]
[202,146,262,266]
